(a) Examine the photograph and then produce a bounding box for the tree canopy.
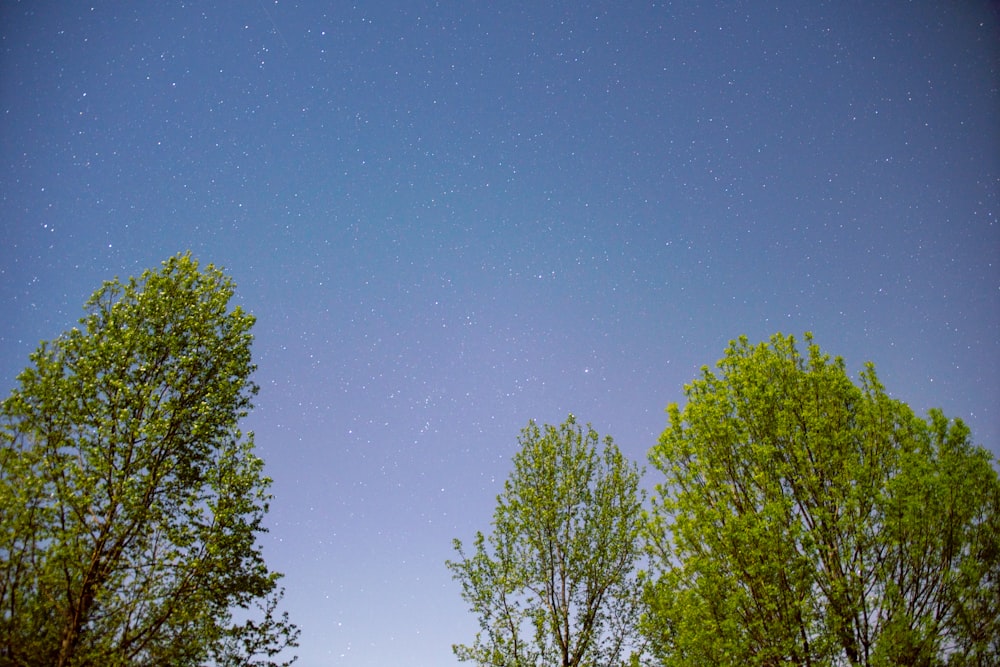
[643,333,999,666]
[0,253,298,666]
[448,415,646,667]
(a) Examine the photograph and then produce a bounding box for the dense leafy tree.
[643,333,999,666]
[448,416,647,667]
[0,253,298,666]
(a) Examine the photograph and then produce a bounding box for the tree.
[447,415,647,667]
[0,253,298,666]
[643,333,999,666]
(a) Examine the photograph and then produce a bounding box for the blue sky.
[2,1,998,665]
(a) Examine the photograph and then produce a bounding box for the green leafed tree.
[643,333,999,667]
[447,415,647,667]
[0,253,298,667]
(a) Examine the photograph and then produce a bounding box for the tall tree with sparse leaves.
[448,415,647,667]
[0,253,298,667]
[643,333,999,667]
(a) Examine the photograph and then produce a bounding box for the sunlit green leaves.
[0,253,297,666]
[643,333,1000,667]
[448,415,646,667]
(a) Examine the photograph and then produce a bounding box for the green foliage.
[0,253,298,667]
[643,333,1000,667]
[448,415,647,667]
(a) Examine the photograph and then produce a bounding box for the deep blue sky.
[2,1,998,665]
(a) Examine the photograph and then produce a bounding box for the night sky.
[2,1,998,665]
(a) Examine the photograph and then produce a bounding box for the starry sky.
[1,1,998,665]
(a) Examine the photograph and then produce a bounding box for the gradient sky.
[2,1,998,665]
